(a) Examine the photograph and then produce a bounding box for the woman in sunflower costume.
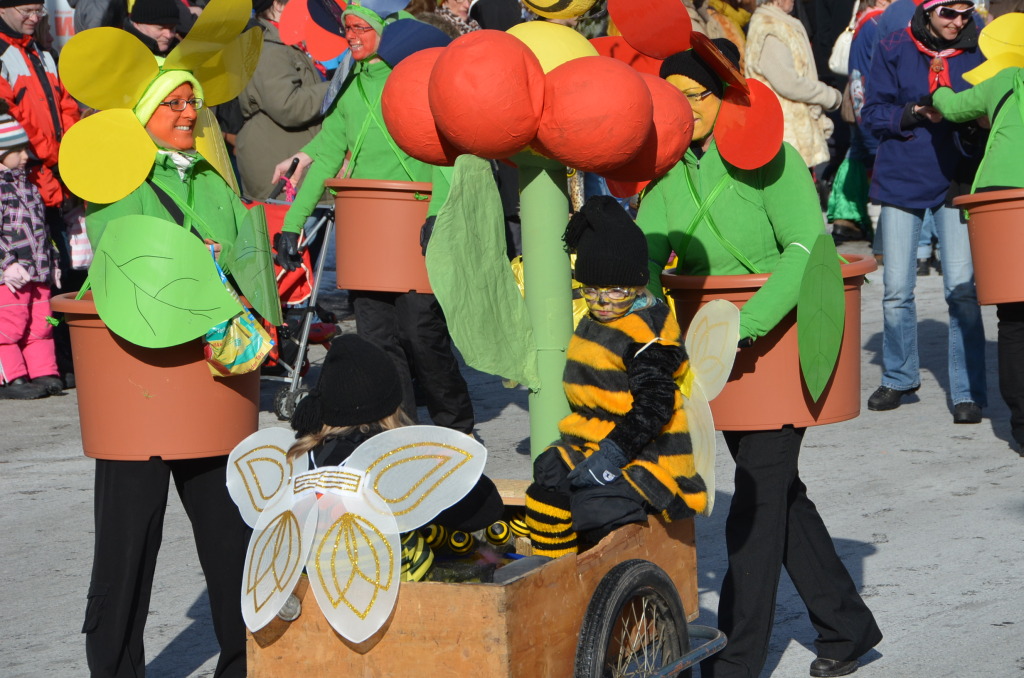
[56,1,276,675]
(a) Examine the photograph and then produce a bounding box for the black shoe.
[32,375,64,395]
[916,258,930,276]
[810,658,859,677]
[867,385,919,411]
[932,255,942,276]
[0,377,49,400]
[952,401,982,424]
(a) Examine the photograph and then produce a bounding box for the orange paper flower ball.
[382,47,459,167]
[532,55,653,174]
[602,73,693,182]
[428,30,545,159]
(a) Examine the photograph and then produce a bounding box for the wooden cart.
[248,481,724,677]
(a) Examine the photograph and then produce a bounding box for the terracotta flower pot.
[50,292,260,460]
[326,178,433,294]
[663,254,877,430]
[952,188,1024,305]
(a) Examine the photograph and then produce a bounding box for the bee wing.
[306,486,401,644]
[226,427,307,528]
[342,426,487,532]
[684,299,740,401]
[241,477,318,631]
[685,380,717,516]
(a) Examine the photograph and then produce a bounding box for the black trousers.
[351,290,474,433]
[996,302,1024,446]
[83,457,250,678]
[702,427,882,678]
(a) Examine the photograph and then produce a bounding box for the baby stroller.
[253,198,338,420]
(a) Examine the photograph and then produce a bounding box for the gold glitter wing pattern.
[226,428,309,528]
[344,425,488,532]
[229,426,487,641]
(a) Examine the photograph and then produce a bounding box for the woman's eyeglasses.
[581,287,637,301]
[935,6,972,19]
[344,25,374,35]
[158,98,204,111]
[684,89,715,103]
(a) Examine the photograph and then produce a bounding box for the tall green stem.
[518,160,573,459]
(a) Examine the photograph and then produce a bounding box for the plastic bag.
[203,250,275,376]
[204,309,274,377]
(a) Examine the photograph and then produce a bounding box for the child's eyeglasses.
[158,98,204,111]
[935,6,972,19]
[581,287,636,301]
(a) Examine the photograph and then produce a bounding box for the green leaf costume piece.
[91,215,242,348]
[425,155,539,389]
[222,205,283,327]
[797,233,845,402]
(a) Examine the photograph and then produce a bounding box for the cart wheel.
[273,387,309,421]
[575,559,690,678]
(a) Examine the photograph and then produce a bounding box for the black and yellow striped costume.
[526,299,708,558]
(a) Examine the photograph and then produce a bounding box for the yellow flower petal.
[59,110,155,205]
[58,28,158,110]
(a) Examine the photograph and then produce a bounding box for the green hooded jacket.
[636,140,823,340]
[932,67,1024,191]
[283,59,434,233]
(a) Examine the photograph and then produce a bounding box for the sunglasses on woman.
[935,6,972,19]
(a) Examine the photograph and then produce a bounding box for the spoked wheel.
[273,386,309,421]
[575,559,690,678]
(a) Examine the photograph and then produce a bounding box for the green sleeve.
[738,144,822,339]
[636,170,675,299]
[283,100,349,233]
[932,84,989,124]
[426,165,454,218]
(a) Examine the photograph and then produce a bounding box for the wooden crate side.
[249,577,515,677]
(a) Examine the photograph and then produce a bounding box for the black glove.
[738,336,755,349]
[420,215,436,256]
[567,439,629,488]
[273,231,301,272]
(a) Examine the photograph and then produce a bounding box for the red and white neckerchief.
[905,26,964,92]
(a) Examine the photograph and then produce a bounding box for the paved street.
[2,240,1022,677]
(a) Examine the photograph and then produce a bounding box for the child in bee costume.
[287,333,503,571]
[525,196,708,559]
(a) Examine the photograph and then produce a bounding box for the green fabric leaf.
[426,155,539,389]
[797,232,845,403]
[223,205,283,327]
[90,215,242,349]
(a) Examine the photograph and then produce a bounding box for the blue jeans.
[879,205,987,406]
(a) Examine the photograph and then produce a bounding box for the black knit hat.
[252,0,275,16]
[564,196,649,288]
[130,0,183,25]
[660,38,741,99]
[291,334,404,435]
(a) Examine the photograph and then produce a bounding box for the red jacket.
[0,30,80,207]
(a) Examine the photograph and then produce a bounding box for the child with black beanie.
[524,196,708,559]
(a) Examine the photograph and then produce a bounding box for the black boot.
[0,377,49,400]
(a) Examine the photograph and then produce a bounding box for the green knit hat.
[133,66,204,125]
[342,3,385,37]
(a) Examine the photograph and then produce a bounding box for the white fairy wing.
[226,427,308,528]
[684,299,740,401]
[685,380,717,516]
[241,478,318,631]
[307,482,401,643]
[342,426,487,532]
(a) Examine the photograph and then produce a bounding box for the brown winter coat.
[235,20,330,200]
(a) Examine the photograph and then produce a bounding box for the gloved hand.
[2,262,30,293]
[567,439,629,488]
[420,216,436,256]
[273,231,302,272]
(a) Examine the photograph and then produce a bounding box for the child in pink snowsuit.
[0,106,61,399]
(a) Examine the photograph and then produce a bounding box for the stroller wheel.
[274,386,310,421]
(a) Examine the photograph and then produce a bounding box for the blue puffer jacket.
[861,27,982,209]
